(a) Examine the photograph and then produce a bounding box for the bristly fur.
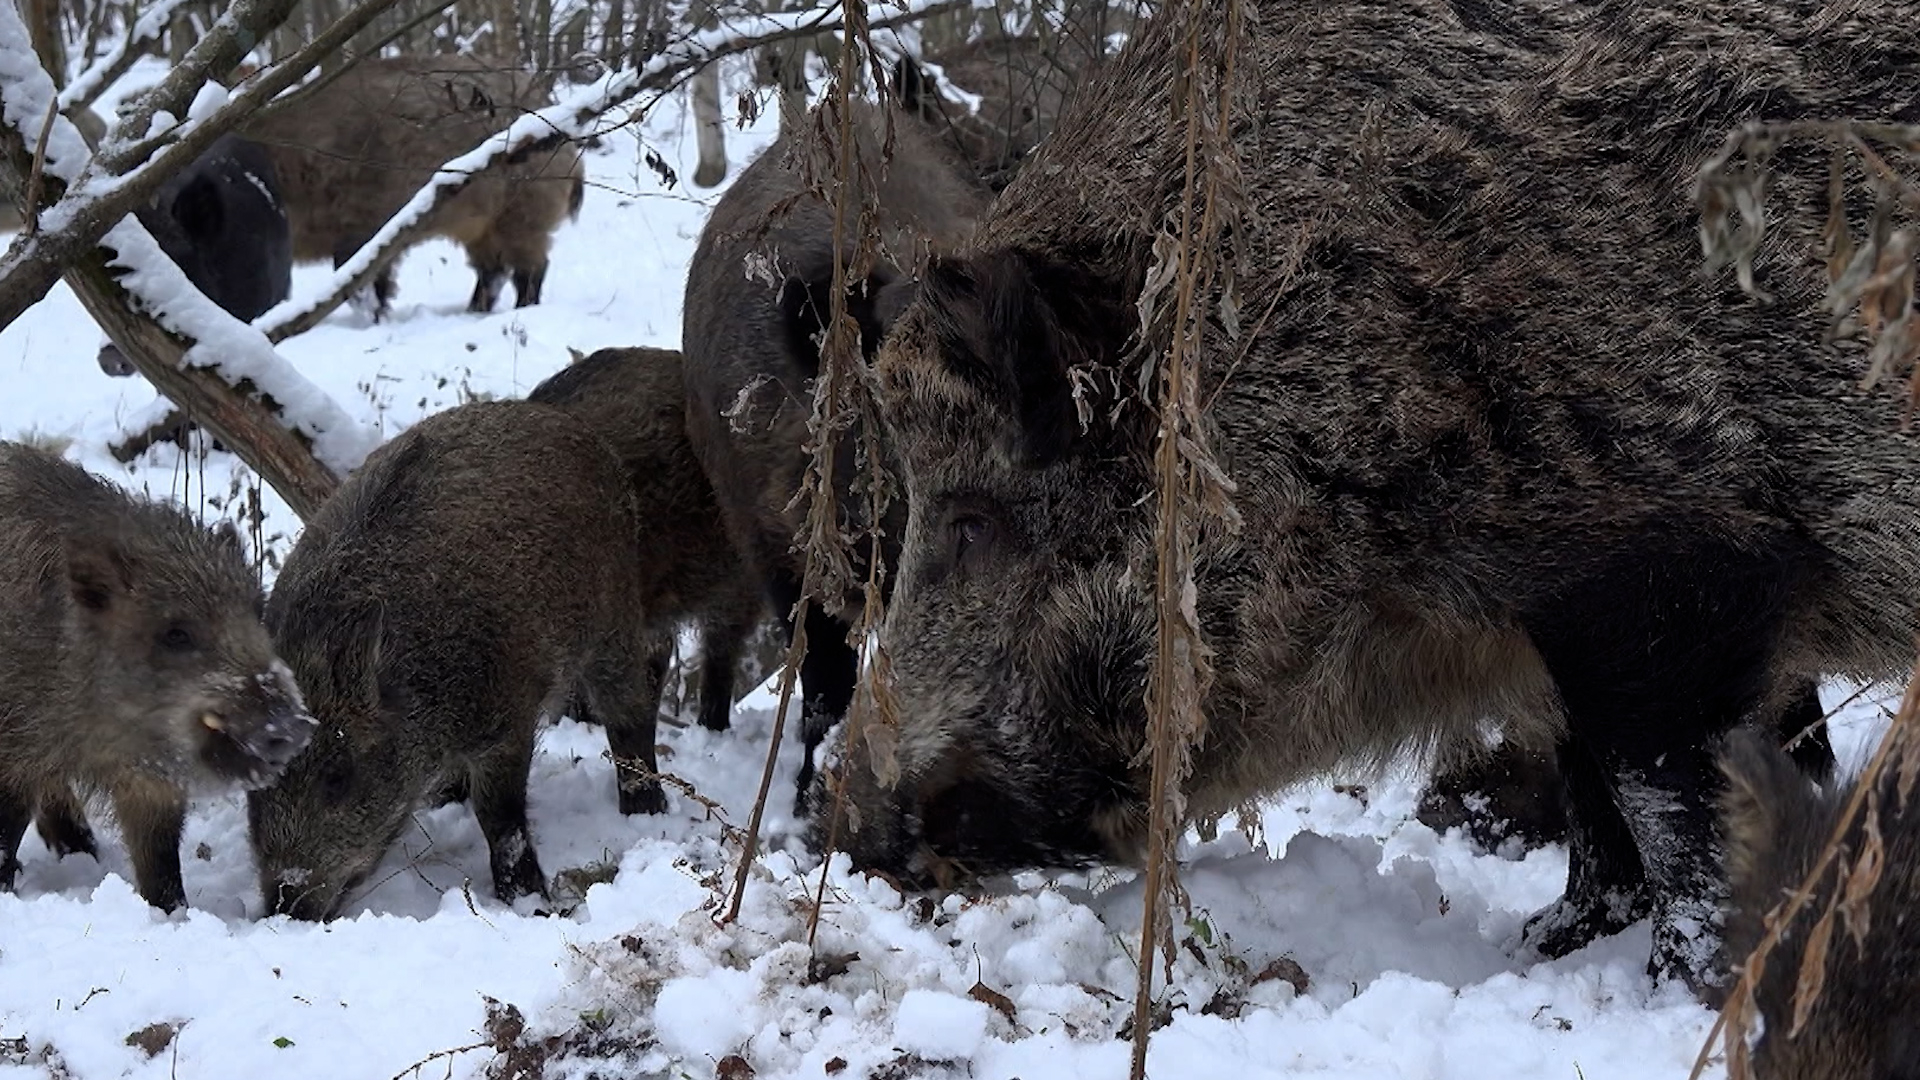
[823,0,1920,996]
[1719,728,1920,1080]
[679,89,996,813]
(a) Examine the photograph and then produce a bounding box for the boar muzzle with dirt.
[816,0,1920,995]
[0,443,312,911]
[248,402,659,921]
[1718,728,1920,1080]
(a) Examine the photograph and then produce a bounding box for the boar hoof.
[1520,888,1651,961]
[618,783,668,816]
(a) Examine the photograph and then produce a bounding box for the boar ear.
[918,248,1127,466]
[1717,727,1817,898]
[64,536,135,613]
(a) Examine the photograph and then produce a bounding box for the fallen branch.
[259,0,981,343]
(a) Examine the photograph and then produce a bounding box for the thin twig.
[22,98,56,236]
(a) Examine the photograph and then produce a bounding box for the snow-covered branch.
[0,0,403,335]
[57,0,196,112]
[0,0,383,516]
[260,0,982,341]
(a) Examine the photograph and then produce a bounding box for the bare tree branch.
[259,0,980,342]
[57,0,195,112]
[0,0,380,516]
[0,0,405,337]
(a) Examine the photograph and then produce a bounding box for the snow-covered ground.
[0,55,1902,1080]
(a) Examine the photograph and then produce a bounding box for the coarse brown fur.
[247,402,654,920]
[0,442,311,911]
[1719,728,1920,1080]
[909,32,1100,191]
[681,85,994,810]
[526,346,768,740]
[823,0,1920,994]
[242,55,584,320]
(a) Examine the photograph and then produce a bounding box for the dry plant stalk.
[1689,673,1920,1080]
[1695,119,1920,415]
[724,0,900,929]
[1127,0,1247,1075]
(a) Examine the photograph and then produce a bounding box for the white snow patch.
[893,989,992,1060]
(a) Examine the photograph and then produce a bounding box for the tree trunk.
[690,60,725,187]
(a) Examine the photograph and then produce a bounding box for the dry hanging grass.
[1126,0,1248,1075]
[722,0,901,929]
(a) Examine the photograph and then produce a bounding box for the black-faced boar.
[247,401,657,920]
[525,346,768,737]
[242,55,584,322]
[1719,727,1920,1079]
[682,74,994,814]
[1421,684,1835,856]
[820,0,1920,996]
[97,134,294,377]
[0,442,312,911]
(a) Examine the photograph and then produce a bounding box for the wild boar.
[525,345,768,737]
[681,69,994,812]
[819,0,1920,996]
[96,133,294,377]
[242,54,584,322]
[0,442,312,910]
[247,401,655,920]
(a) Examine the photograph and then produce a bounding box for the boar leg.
[509,261,547,308]
[771,574,860,815]
[1521,544,1797,993]
[467,258,507,313]
[1776,679,1834,784]
[1520,733,1652,958]
[0,788,30,889]
[111,782,188,912]
[333,237,397,322]
[34,784,97,858]
[695,600,762,734]
[589,640,671,816]
[467,738,548,904]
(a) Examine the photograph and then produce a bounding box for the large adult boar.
[243,55,584,322]
[97,134,294,377]
[1719,727,1920,1079]
[820,0,1920,994]
[0,443,312,911]
[525,346,768,736]
[247,402,658,920]
[681,76,993,812]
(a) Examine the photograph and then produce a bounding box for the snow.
[0,48,1907,1080]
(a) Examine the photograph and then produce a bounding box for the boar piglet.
[248,401,658,920]
[0,442,311,911]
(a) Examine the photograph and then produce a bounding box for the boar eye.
[949,513,995,575]
[158,621,197,653]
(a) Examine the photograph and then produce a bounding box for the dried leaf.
[1252,956,1310,995]
[968,981,1018,1023]
[1837,787,1886,950]
[1788,894,1839,1039]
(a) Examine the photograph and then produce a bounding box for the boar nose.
[215,701,316,770]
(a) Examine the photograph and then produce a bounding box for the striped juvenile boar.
[0,443,312,911]
[247,402,654,920]
[243,55,583,322]
[820,0,1920,995]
